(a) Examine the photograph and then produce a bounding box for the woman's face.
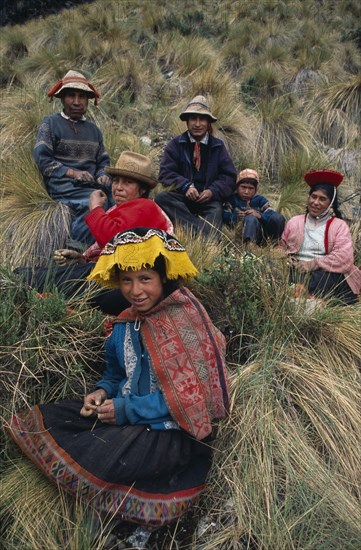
[111,176,145,205]
[118,268,164,313]
[307,189,331,218]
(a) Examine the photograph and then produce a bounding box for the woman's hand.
[96,399,116,424]
[53,249,84,266]
[80,389,107,417]
[297,259,316,272]
[89,189,107,210]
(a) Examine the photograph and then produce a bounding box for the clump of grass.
[0,265,105,418]
[253,96,315,181]
[0,150,72,269]
[201,337,361,548]
[0,84,54,157]
[0,459,114,550]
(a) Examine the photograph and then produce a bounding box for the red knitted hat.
[304,169,343,187]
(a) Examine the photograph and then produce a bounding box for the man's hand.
[96,175,111,186]
[53,249,84,266]
[66,168,94,181]
[185,185,199,201]
[80,389,107,417]
[89,189,107,210]
[196,189,213,203]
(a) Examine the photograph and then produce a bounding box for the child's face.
[118,268,164,313]
[236,182,257,201]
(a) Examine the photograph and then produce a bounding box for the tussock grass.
[0,85,54,157]
[0,266,105,417]
[253,96,315,181]
[0,151,72,269]
[0,459,114,550]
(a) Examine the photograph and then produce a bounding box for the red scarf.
[193,141,201,171]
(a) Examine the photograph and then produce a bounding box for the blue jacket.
[223,194,275,225]
[95,322,176,430]
[158,131,236,201]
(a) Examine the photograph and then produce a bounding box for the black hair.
[152,255,179,297]
[237,178,258,187]
[139,182,150,198]
[308,183,343,218]
[59,88,92,99]
[115,255,179,298]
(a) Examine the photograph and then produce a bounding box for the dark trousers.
[14,263,129,316]
[155,191,223,236]
[243,213,285,244]
[289,267,358,305]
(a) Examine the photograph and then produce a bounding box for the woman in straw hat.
[34,70,111,247]
[17,152,173,315]
[279,169,361,304]
[8,227,229,533]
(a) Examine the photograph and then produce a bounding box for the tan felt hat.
[106,151,158,189]
[179,95,217,122]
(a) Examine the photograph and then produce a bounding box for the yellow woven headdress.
[88,227,199,288]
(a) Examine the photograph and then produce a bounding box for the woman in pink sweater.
[279,169,361,305]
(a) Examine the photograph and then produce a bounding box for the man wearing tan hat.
[34,70,111,247]
[155,95,236,237]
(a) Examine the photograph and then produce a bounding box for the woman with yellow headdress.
[8,228,229,533]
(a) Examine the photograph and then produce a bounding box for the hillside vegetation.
[1,1,361,549]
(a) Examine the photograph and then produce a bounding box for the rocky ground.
[0,0,95,26]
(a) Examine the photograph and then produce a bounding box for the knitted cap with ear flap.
[237,168,259,185]
[47,70,100,105]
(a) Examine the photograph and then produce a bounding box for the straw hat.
[105,151,158,189]
[88,227,199,288]
[237,168,260,185]
[304,169,344,187]
[48,70,100,103]
[179,95,217,122]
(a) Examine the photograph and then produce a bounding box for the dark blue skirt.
[8,400,212,525]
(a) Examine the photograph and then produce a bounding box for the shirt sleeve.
[95,330,125,397]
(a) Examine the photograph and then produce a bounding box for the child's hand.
[80,389,107,417]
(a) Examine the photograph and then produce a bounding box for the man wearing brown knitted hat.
[155,95,236,237]
[34,70,111,248]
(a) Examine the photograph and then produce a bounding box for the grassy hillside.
[1,1,360,548]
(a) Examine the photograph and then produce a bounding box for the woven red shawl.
[114,287,229,440]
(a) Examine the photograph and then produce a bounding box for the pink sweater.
[280,215,361,295]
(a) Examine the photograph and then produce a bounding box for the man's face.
[187,115,209,140]
[61,89,89,120]
[237,182,257,201]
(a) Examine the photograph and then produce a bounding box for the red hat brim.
[304,169,343,187]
